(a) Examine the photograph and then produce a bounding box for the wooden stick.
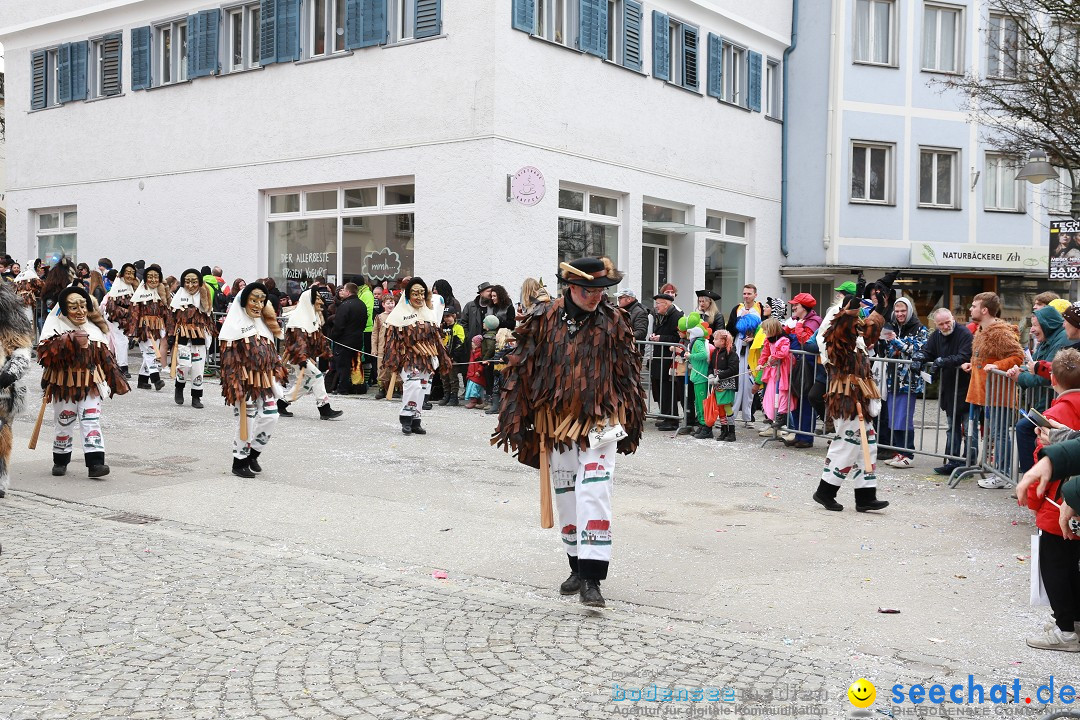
[239,399,249,442]
[539,434,554,529]
[386,372,397,401]
[154,336,167,373]
[290,367,307,402]
[169,337,179,379]
[28,393,49,450]
[558,261,595,281]
[855,402,873,473]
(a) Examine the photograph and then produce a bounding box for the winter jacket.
[441,322,467,364]
[725,301,764,340]
[466,345,486,387]
[462,295,516,341]
[1017,307,1068,411]
[916,322,972,413]
[331,295,367,351]
[622,299,651,342]
[882,297,928,394]
[966,320,1024,406]
[758,335,792,418]
[1030,390,1080,534]
[708,346,740,384]
[650,307,684,376]
[372,311,393,360]
[481,329,497,361]
[357,285,375,334]
[688,336,711,385]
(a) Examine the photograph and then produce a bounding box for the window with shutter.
[31,50,47,110]
[620,0,642,70]
[652,10,669,80]
[260,0,278,64]
[747,50,762,111]
[276,0,301,62]
[69,40,88,101]
[131,26,151,90]
[682,25,697,89]
[188,9,220,77]
[578,0,607,57]
[101,34,122,96]
[707,32,722,98]
[512,0,536,33]
[225,3,261,73]
[414,0,441,38]
[359,0,388,47]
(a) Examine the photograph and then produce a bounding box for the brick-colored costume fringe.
[492,296,647,469]
[38,334,130,402]
[282,328,331,366]
[14,278,43,308]
[132,286,175,342]
[219,336,288,405]
[383,322,452,377]
[174,304,218,340]
[105,295,136,336]
[822,309,884,421]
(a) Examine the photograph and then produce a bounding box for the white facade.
[0,0,788,310]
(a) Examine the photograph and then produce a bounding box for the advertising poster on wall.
[1049,220,1080,280]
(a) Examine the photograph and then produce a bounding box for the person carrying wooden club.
[492,256,646,609]
[0,282,35,496]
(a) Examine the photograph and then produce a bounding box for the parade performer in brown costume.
[382,277,451,435]
[130,264,173,391]
[12,264,43,327]
[493,257,646,608]
[101,263,138,378]
[218,283,288,478]
[0,283,34,497]
[37,286,129,478]
[813,289,890,512]
[170,269,217,409]
[279,287,343,420]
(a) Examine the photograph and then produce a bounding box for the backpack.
[212,288,230,315]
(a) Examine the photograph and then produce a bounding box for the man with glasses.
[912,308,972,475]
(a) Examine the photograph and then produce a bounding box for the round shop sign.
[511,166,546,206]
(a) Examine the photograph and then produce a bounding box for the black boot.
[411,418,427,435]
[174,383,185,405]
[151,372,165,391]
[438,394,451,406]
[447,395,459,406]
[580,579,606,608]
[231,457,255,479]
[694,425,712,439]
[277,399,294,417]
[854,487,889,512]
[191,390,204,409]
[401,416,413,435]
[85,451,109,479]
[813,480,844,511]
[52,452,71,476]
[318,403,344,420]
[121,365,131,379]
[715,424,727,441]
[247,450,262,474]
[375,388,387,400]
[726,425,737,442]
[560,572,582,595]
[137,375,151,390]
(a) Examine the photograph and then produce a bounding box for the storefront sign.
[1049,220,1080,280]
[279,251,331,281]
[909,242,1047,272]
[510,166,545,206]
[363,248,402,281]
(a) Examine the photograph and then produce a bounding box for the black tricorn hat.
[558,257,621,288]
[695,289,721,301]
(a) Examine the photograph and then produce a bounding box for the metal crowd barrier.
[637,340,688,423]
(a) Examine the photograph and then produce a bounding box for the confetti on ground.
[877,608,900,614]
[432,570,448,579]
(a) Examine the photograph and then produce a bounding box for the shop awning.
[642,221,714,233]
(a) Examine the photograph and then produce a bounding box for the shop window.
[558,185,621,267]
[36,207,78,262]
[705,212,749,312]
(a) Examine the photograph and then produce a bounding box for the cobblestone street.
[0,376,1076,719]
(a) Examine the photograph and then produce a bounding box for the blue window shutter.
[652,10,669,81]
[621,0,642,70]
[70,40,88,101]
[346,0,364,48]
[101,34,122,96]
[358,0,387,47]
[31,50,47,110]
[57,43,72,103]
[260,0,278,65]
[512,0,535,33]
[414,0,441,38]
[748,51,762,111]
[578,0,607,57]
[189,9,220,77]
[131,26,151,90]
[682,26,698,89]
[277,0,301,62]
[187,14,200,79]
[706,33,722,98]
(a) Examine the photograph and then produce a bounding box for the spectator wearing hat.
[617,289,651,342]
[463,282,495,342]
[695,290,722,327]
[650,293,684,430]
[912,308,972,475]
[782,293,821,448]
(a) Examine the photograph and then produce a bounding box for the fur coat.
[820,305,885,420]
[966,320,1024,407]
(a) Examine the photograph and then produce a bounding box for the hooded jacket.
[882,297,928,394]
[1018,307,1068,403]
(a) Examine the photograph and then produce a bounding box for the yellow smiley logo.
[848,678,876,708]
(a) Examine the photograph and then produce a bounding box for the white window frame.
[45,48,60,107]
[35,206,78,262]
[987,11,1020,79]
[705,213,748,239]
[721,40,746,105]
[535,0,576,47]
[919,147,961,209]
[765,57,781,119]
[853,0,897,66]
[850,141,895,205]
[224,2,262,72]
[922,2,963,74]
[154,17,189,86]
[307,0,347,57]
[558,185,622,266]
[984,153,1025,213]
[88,38,105,99]
[606,0,622,62]
[388,0,416,43]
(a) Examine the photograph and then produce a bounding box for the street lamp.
[1018,149,1079,297]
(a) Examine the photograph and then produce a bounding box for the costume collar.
[219,293,274,342]
[386,295,439,328]
[284,289,322,333]
[105,278,134,299]
[131,281,161,304]
[170,286,203,311]
[39,306,109,345]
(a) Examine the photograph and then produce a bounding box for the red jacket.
[1029,389,1080,534]
[466,345,486,387]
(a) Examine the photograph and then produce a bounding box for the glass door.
[641,232,669,300]
[949,275,997,323]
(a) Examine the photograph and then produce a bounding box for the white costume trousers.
[53,395,104,457]
[551,444,615,566]
[138,333,164,376]
[107,322,129,367]
[399,368,432,419]
[175,341,205,389]
[285,360,329,407]
[820,417,878,489]
[232,390,278,459]
[732,336,754,422]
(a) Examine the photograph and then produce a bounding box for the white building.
[0,0,788,309]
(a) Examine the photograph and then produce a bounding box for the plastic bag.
[703,393,720,428]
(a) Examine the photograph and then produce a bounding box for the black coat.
[917,323,973,412]
[331,295,367,351]
[622,300,651,342]
[462,296,516,340]
[650,308,684,377]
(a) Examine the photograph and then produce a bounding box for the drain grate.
[103,512,161,525]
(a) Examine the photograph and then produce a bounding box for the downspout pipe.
[780,0,799,258]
